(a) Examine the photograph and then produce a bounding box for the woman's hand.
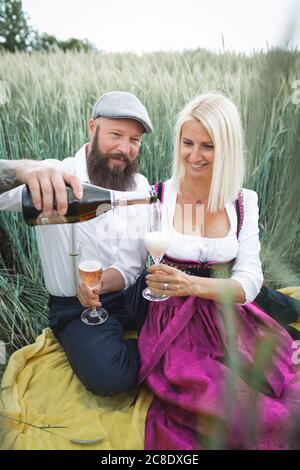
[77,280,102,308]
[146,264,193,297]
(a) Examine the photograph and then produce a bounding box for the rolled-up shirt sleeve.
[107,243,147,289]
[231,189,264,304]
[0,185,23,211]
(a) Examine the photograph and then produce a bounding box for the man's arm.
[0,159,83,215]
[0,160,22,193]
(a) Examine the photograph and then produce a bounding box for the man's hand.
[77,268,125,307]
[77,279,102,308]
[0,159,83,215]
[15,161,83,216]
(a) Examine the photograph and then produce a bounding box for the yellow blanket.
[277,286,300,330]
[0,329,153,450]
[1,286,300,450]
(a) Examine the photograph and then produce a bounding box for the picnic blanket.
[1,286,300,450]
[0,329,152,450]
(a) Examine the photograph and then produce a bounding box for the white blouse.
[161,179,263,304]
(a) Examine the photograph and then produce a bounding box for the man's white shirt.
[0,145,150,296]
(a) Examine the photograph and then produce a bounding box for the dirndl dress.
[138,184,300,450]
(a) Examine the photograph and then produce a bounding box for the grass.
[0,46,299,358]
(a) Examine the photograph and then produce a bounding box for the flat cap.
[92,91,153,133]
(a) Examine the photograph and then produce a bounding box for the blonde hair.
[172,92,245,213]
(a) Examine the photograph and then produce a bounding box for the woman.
[138,92,300,450]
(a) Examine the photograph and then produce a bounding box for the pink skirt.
[138,295,300,450]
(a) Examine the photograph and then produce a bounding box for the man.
[0,91,153,396]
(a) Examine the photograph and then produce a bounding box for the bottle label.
[37,211,68,225]
[96,203,113,217]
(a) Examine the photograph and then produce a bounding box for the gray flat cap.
[92,91,153,133]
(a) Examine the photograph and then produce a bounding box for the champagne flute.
[79,260,109,325]
[142,202,171,302]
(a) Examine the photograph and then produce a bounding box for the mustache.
[100,152,132,165]
[87,149,138,191]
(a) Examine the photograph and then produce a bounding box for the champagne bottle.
[22,182,159,226]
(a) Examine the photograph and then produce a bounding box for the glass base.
[81,307,109,326]
[142,287,170,302]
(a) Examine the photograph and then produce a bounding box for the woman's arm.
[189,276,245,303]
[230,189,263,304]
[146,264,245,303]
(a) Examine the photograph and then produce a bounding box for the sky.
[22,0,300,54]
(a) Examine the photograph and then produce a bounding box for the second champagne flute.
[78,260,109,325]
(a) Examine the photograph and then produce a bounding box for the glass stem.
[91,306,98,316]
[150,257,163,297]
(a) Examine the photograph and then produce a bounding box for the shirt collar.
[74,143,90,182]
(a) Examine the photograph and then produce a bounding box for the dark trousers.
[255,286,300,340]
[48,270,149,397]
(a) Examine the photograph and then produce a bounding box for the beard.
[86,126,138,191]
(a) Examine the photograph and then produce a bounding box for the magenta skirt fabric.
[138,295,300,450]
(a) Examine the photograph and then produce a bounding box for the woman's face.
[180,119,214,182]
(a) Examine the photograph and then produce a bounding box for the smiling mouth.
[190,162,208,169]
